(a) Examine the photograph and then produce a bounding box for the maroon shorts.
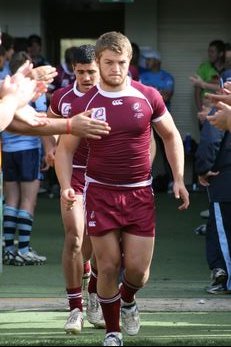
[85,183,156,237]
[71,168,85,194]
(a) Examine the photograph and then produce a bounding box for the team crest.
[91,107,106,121]
[61,103,72,117]
[132,102,142,112]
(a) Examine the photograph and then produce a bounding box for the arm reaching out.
[207,101,231,131]
[7,109,111,137]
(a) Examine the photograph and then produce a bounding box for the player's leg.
[61,194,85,334]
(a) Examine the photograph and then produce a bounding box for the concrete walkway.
[1,297,231,312]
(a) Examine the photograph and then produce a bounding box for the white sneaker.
[86,293,105,328]
[121,302,140,336]
[14,250,46,266]
[64,308,83,334]
[29,247,47,262]
[103,332,123,346]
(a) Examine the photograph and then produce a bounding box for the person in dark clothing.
[195,114,231,294]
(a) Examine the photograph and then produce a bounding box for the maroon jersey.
[50,81,88,168]
[70,79,166,185]
[50,63,76,92]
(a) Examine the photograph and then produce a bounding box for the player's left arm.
[153,111,189,210]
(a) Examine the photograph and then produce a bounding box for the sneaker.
[14,250,46,266]
[29,247,47,262]
[121,301,140,336]
[103,332,123,346]
[3,250,15,265]
[206,282,231,294]
[64,308,83,334]
[211,268,227,285]
[86,293,105,328]
[200,209,209,219]
[194,224,207,236]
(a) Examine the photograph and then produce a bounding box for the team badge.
[91,107,106,121]
[61,103,71,117]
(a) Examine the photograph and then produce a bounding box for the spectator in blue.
[140,48,174,191]
[2,51,47,266]
[195,92,231,295]
[140,49,174,110]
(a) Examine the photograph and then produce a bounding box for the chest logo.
[91,107,106,121]
[112,99,123,106]
[61,103,71,117]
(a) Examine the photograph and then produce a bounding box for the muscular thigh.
[122,233,155,272]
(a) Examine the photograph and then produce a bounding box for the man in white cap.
[140,48,174,110]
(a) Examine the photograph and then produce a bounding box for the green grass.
[1,311,231,346]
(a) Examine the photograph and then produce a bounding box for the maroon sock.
[120,277,141,304]
[98,292,121,333]
[88,266,97,294]
[66,287,83,311]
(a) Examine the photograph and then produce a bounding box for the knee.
[126,265,150,287]
[100,261,121,282]
[65,232,82,254]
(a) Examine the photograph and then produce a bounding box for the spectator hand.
[207,101,231,131]
[15,104,49,127]
[198,171,219,186]
[189,74,205,88]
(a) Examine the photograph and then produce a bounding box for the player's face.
[73,61,99,94]
[98,49,131,91]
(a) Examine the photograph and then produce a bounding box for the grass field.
[1,191,231,346]
[1,311,231,346]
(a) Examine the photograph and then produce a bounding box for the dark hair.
[209,40,226,53]
[27,34,42,47]
[64,46,78,65]
[1,32,14,51]
[131,42,140,65]
[9,51,31,74]
[225,42,231,52]
[72,44,96,65]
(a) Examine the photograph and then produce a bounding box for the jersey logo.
[61,103,72,117]
[112,99,123,106]
[91,107,106,121]
[132,102,142,112]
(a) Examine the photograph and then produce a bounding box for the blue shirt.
[140,69,174,110]
[1,94,47,152]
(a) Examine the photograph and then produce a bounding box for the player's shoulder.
[131,79,160,97]
[52,82,74,98]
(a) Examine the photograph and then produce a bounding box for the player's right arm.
[55,133,81,209]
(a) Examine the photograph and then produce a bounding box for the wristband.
[66,118,71,134]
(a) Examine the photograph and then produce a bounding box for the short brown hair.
[95,31,132,60]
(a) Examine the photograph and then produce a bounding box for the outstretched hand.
[207,101,231,131]
[15,104,49,127]
[71,109,111,138]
